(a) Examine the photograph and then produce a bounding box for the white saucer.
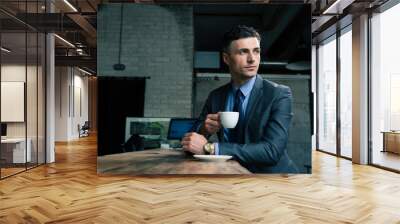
[193,155,232,162]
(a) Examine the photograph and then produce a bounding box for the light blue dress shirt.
[214,76,257,155]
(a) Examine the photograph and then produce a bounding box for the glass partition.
[27,31,38,169]
[1,31,28,177]
[37,32,46,165]
[0,1,46,179]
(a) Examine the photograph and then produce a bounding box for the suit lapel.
[243,76,264,132]
[218,84,230,112]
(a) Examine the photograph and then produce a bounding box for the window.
[339,28,352,158]
[317,36,337,154]
[371,2,400,171]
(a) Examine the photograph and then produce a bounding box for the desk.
[98,149,251,175]
[1,138,31,163]
[382,131,400,154]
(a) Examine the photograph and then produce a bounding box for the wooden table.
[97,149,251,175]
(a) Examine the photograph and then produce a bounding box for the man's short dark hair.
[222,25,261,53]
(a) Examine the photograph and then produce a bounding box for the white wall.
[55,66,89,141]
[1,65,42,137]
[55,67,69,141]
[1,64,46,164]
[72,72,89,138]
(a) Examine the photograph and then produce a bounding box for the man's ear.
[222,52,230,66]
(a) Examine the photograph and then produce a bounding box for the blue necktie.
[230,89,244,142]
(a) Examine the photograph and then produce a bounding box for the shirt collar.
[231,75,257,97]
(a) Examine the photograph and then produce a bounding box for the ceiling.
[0,0,390,75]
[1,0,99,73]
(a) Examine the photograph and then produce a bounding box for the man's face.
[223,37,261,80]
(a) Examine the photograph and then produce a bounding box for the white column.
[352,14,369,164]
[46,1,55,163]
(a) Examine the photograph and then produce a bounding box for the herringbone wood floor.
[1,135,400,224]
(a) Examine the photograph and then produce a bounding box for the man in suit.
[181,25,298,173]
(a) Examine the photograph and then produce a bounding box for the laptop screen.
[167,118,198,140]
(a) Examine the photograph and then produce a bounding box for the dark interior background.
[194,4,311,74]
[98,77,145,156]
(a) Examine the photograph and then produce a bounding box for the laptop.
[167,118,198,148]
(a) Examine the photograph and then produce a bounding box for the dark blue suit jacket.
[198,75,298,173]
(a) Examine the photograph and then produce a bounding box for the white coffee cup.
[219,112,239,129]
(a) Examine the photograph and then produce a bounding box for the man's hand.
[201,113,222,135]
[181,132,208,155]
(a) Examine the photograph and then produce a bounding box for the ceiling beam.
[52,0,97,47]
[322,0,355,14]
[55,55,96,68]
[67,13,97,39]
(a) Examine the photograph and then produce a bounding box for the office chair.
[78,121,90,138]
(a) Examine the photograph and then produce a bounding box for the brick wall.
[98,4,194,117]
